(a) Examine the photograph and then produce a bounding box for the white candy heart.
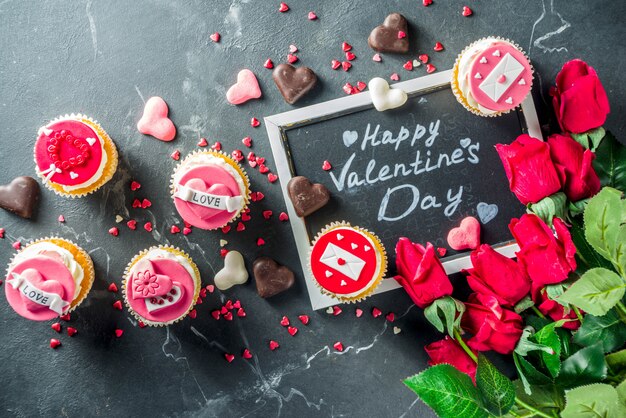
[219,239,228,247]
[479,57,488,64]
[41,127,53,136]
[393,326,401,335]
[214,251,248,291]
[69,172,79,179]
[326,307,334,314]
[518,78,526,85]
[505,97,513,104]
[364,245,371,252]
[492,50,501,57]
[115,215,123,223]
[86,137,97,146]
[325,270,333,278]
[351,243,358,250]
[369,77,408,112]
[340,280,347,286]
[336,233,344,240]
[474,72,482,79]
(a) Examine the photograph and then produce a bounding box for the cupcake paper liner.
[122,245,202,327]
[33,113,119,198]
[169,150,251,231]
[308,221,387,303]
[451,36,534,117]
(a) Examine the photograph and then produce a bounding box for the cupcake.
[34,114,118,197]
[123,246,201,326]
[452,37,533,116]
[171,150,250,230]
[4,237,95,321]
[309,222,387,302]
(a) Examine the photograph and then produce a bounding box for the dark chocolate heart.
[368,13,410,53]
[272,64,317,105]
[0,176,40,219]
[287,176,330,217]
[253,257,295,298]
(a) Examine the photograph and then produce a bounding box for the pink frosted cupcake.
[123,246,201,326]
[170,150,250,230]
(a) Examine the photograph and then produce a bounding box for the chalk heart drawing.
[343,130,358,148]
[477,202,498,224]
[460,138,471,148]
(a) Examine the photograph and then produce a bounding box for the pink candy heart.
[226,69,262,105]
[447,217,481,251]
[184,178,234,220]
[19,268,64,312]
[137,96,176,141]
[131,260,173,299]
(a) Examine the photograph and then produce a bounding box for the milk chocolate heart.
[368,13,410,53]
[253,257,295,298]
[0,176,40,219]
[287,176,330,217]
[272,64,317,105]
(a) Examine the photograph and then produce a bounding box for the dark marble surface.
[0,1,624,417]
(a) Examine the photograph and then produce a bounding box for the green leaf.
[617,380,626,406]
[571,126,606,151]
[527,192,567,225]
[475,354,515,415]
[423,296,465,337]
[404,365,489,418]
[593,130,626,191]
[513,295,534,314]
[606,349,626,384]
[584,187,623,264]
[515,326,555,356]
[513,353,552,395]
[558,268,625,316]
[532,321,564,378]
[570,215,615,273]
[556,327,573,358]
[559,343,607,388]
[574,309,626,353]
[511,380,565,416]
[561,383,626,418]
[569,199,590,218]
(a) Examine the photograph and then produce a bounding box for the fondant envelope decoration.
[479,53,524,102]
[319,243,365,281]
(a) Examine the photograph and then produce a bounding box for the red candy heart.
[127,220,137,230]
[108,283,118,292]
[423,0,432,6]
[242,348,253,359]
[372,307,382,318]
[333,341,344,352]
[287,54,298,64]
[298,315,310,325]
[130,181,141,191]
[267,173,278,183]
[114,329,124,338]
[264,59,274,69]
[403,61,413,71]
[434,42,444,52]
[269,340,280,350]
[345,51,356,61]
[280,316,290,326]
[342,42,352,52]
[113,300,123,310]
[262,210,273,219]
[331,60,341,70]
[108,227,119,236]
[419,54,429,63]
[287,326,298,336]
[197,137,208,147]
[308,11,317,20]
[278,2,289,12]
[279,212,289,221]
[210,32,220,42]
[50,338,61,349]
[342,61,352,72]
[322,161,332,171]
[242,136,252,147]
[67,326,78,337]
[224,353,235,363]
[386,312,395,322]
[462,6,473,17]
[426,63,436,73]
[51,322,61,333]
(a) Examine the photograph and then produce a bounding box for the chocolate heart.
[368,13,410,53]
[272,64,317,105]
[0,176,40,219]
[253,257,295,298]
[287,176,330,217]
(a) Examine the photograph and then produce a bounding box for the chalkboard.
[266,70,542,309]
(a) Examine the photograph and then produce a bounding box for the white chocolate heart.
[214,251,248,291]
[369,77,408,112]
[86,137,97,146]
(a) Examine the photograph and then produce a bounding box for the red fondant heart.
[447,217,481,251]
[137,96,176,141]
[18,268,64,312]
[184,178,234,220]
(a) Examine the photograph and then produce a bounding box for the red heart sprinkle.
[247,151,256,162]
[188,309,197,319]
[462,6,473,17]
[279,212,289,221]
[233,300,241,309]
[207,284,215,293]
[212,141,222,151]
[331,59,341,70]
[308,11,317,20]
[434,42,444,52]
[221,306,228,315]
[50,338,62,349]
[237,308,246,317]
[138,321,146,328]
[249,160,258,168]
[224,311,234,321]
[242,348,253,359]
[355,308,363,317]
[114,329,124,338]
[12,241,21,250]
[287,326,298,336]
[195,297,203,305]
[141,198,152,208]
[241,213,251,222]
[403,61,413,71]
[419,54,429,64]
[183,227,192,235]
[342,42,352,52]
[264,58,274,69]
[225,300,234,310]
[200,288,207,298]
[197,137,208,147]
[397,30,406,39]
[372,53,382,62]
[143,222,153,232]
[287,54,298,64]
[256,157,266,165]
[60,314,71,321]
[231,150,244,162]
[437,247,447,257]
[342,83,354,95]
[262,210,273,220]
[0,228,5,239]
[242,136,253,147]
[224,353,235,363]
[426,63,436,73]
[130,180,141,191]
[211,310,221,320]
[342,61,352,72]
[278,2,289,12]
[67,327,78,337]
[298,315,310,325]
[332,306,342,316]
[390,73,399,81]
[357,81,367,91]
[210,32,220,42]
[257,238,265,246]
[51,322,61,333]
[280,316,290,326]
[236,222,245,232]
[132,198,142,208]
[256,191,265,201]
[171,150,180,160]
[170,225,181,234]
[251,118,260,127]
[423,0,432,6]
[259,164,270,174]
[220,249,229,258]
[322,160,332,171]
[386,312,395,322]
[333,341,344,352]
[113,300,123,310]
[108,283,118,293]
[337,257,346,266]
[221,225,231,234]
[127,220,137,230]
[108,227,119,237]
[269,340,280,350]
[372,307,382,318]
[345,51,356,61]
[268,173,278,183]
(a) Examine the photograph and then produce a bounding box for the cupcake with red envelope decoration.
[122,246,201,326]
[4,237,95,321]
[452,37,533,116]
[34,114,118,197]
[170,150,250,230]
[309,222,387,302]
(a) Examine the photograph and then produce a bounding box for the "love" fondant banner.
[8,273,70,314]
[174,185,243,212]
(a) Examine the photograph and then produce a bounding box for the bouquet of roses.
[402,59,626,418]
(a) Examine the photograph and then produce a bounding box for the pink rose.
[548,133,601,201]
[551,59,610,134]
[425,336,477,382]
[496,135,562,205]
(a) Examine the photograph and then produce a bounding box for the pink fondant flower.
[133,270,160,297]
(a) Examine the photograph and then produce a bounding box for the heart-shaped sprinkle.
[256,238,265,246]
[210,32,220,42]
[298,315,310,325]
[331,59,341,70]
[250,118,260,127]
[423,0,432,5]
[211,310,220,320]
[479,56,488,64]
[262,210,273,220]
[267,173,278,183]
[127,220,137,230]
[67,326,78,337]
[280,316,290,326]
[355,308,363,317]
[345,51,356,61]
[426,64,436,73]
[386,312,395,322]
[60,313,71,321]
[237,307,246,317]
[51,322,61,333]
[342,83,354,95]
[497,74,506,84]
[326,307,334,314]
[144,222,153,232]
[279,212,289,221]
[108,283,118,292]
[397,30,406,39]
[242,349,253,359]
[518,78,526,85]
[357,81,367,91]
[419,54,429,64]
[224,353,235,363]
[219,239,228,247]
[220,249,229,258]
[197,137,208,147]
[137,96,176,141]
[112,300,123,310]
[390,73,399,81]
[50,338,61,349]
[369,77,408,112]
[342,61,352,72]
[259,164,269,173]
[221,225,230,234]
[141,198,151,208]
[0,228,5,239]
[189,309,197,319]
[393,326,401,335]
[333,341,344,352]
[322,160,332,171]
[108,227,119,236]
[434,42,444,52]
[278,2,289,12]
[325,270,333,278]
[236,222,245,232]
[308,11,317,20]
[224,311,233,321]
[138,321,146,328]
[86,137,97,146]
[269,340,280,350]
[114,329,124,338]
[475,72,482,79]
[289,44,298,53]
[0,176,40,219]
[492,50,501,57]
[183,226,192,235]
[462,6,473,17]
[437,247,447,257]
[12,241,21,250]
[212,141,222,151]
[372,307,382,318]
[342,42,352,52]
[214,251,248,291]
[372,53,382,62]
[242,136,252,147]
[170,225,180,234]
[505,97,514,104]
[287,326,298,336]
[287,54,298,64]
[226,69,262,105]
[403,61,413,71]
[132,199,141,208]
[170,150,180,160]
[57,215,65,223]
[333,306,342,316]
[130,181,141,191]
[447,216,481,250]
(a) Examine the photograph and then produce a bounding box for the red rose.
[461,294,524,354]
[509,214,576,287]
[548,133,601,201]
[496,135,562,205]
[464,244,531,307]
[532,287,581,330]
[394,238,452,308]
[551,59,610,134]
[425,336,477,383]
